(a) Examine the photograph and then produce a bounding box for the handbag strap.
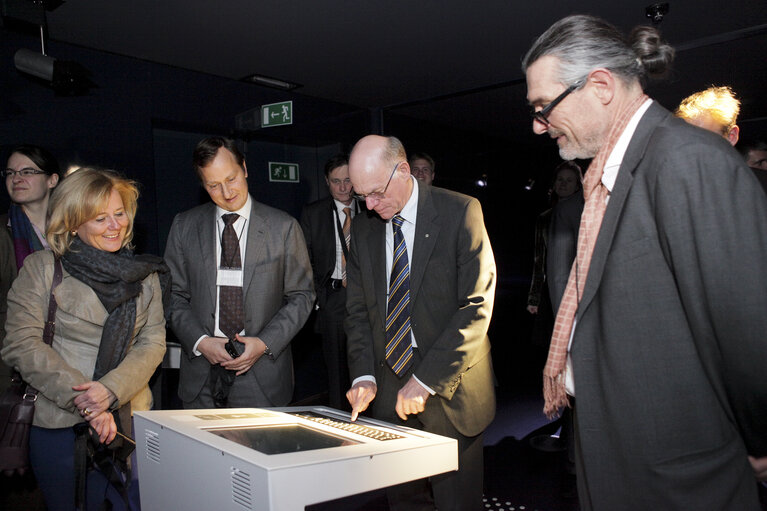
[19,257,63,399]
[42,257,63,347]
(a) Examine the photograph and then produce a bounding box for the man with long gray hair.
[523,14,767,510]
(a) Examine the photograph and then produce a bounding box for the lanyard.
[332,202,354,260]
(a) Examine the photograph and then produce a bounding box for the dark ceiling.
[6,0,767,143]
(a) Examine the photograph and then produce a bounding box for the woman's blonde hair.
[47,167,139,256]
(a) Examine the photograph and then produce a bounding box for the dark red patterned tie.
[219,213,244,339]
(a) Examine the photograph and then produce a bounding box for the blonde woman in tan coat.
[1,168,168,511]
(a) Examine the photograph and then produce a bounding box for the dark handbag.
[0,258,62,475]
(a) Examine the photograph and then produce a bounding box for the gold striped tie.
[385,215,413,376]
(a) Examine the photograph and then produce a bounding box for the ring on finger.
[84,408,91,416]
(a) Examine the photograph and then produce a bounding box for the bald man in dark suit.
[345,135,496,511]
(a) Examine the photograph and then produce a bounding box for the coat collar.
[576,101,671,317]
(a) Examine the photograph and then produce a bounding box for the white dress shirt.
[192,194,252,356]
[331,199,356,279]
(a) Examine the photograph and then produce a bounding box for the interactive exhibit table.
[134,406,458,510]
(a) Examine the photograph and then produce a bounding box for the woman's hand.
[73,381,116,421]
[89,411,117,444]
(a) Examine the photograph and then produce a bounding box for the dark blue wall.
[1,28,368,255]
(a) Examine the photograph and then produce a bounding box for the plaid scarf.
[543,93,649,419]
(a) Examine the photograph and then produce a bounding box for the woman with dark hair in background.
[526,161,583,342]
[1,168,168,511]
[0,145,61,393]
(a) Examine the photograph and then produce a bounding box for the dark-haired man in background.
[164,136,314,409]
[300,154,360,409]
[524,14,767,510]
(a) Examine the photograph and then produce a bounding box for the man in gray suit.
[524,15,767,510]
[164,137,314,409]
[345,135,496,511]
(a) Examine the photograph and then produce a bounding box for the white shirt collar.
[216,194,252,221]
[602,98,653,192]
[333,198,355,213]
[392,175,419,226]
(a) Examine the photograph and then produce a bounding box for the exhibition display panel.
[134,406,458,510]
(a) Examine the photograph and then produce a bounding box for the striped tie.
[341,206,351,287]
[385,215,413,376]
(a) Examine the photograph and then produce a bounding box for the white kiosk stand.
[134,406,457,510]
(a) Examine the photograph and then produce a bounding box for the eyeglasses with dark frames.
[351,162,401,201]
[2,168,47,179]
[531,79,585,126]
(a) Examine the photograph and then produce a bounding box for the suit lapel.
[410,186,439,306]
[577,102,668,316]
[243,200,267,296]
[197,204,217,309]
[321,198,338,281]
[368,214,388,328]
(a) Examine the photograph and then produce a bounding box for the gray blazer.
[164,198,315,405]
[571,102,767,510]
[345,184,497,437]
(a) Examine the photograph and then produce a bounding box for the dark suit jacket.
[345,184,496,437]
[571,102,767,510]
[164,199,315,405]
[299,196,348,311]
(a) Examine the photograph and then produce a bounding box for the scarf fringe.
[543,372,571,420]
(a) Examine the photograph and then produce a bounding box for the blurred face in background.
[553,168,579,198]
[5,152,58,206]
[746,149,767,171]
[410,158,434,186]
[326,164,353,205]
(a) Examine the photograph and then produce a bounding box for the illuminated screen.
[205,424,358,455]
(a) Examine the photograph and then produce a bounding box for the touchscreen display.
[205,424,358,455]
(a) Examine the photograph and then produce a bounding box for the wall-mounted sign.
[261,101,293,127]
[269,162,299,183]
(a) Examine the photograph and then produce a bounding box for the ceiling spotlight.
[241,74,301,91]
[645,3,669,25]
[14,48,94,96]
[475,174,489,188]
[524,178,535,191]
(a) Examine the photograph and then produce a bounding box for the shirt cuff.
[412,375,436,395]
[192,335,207,357]
[352,375,376,387]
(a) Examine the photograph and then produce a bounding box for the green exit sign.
[261,101,293,127]
[269,162,299,183]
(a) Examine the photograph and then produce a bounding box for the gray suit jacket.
[345,184,496,437]
[164,198,314,405]
[571,102,767,510]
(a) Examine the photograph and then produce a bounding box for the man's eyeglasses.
[2,168,47,179]
[351,162,401,201]
[531,79,585,126]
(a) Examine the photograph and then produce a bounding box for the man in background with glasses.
[344,135,496,511]
[524,14,767,510]
[300,154,360,410]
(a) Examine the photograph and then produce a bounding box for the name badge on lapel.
[217,268,243,287]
